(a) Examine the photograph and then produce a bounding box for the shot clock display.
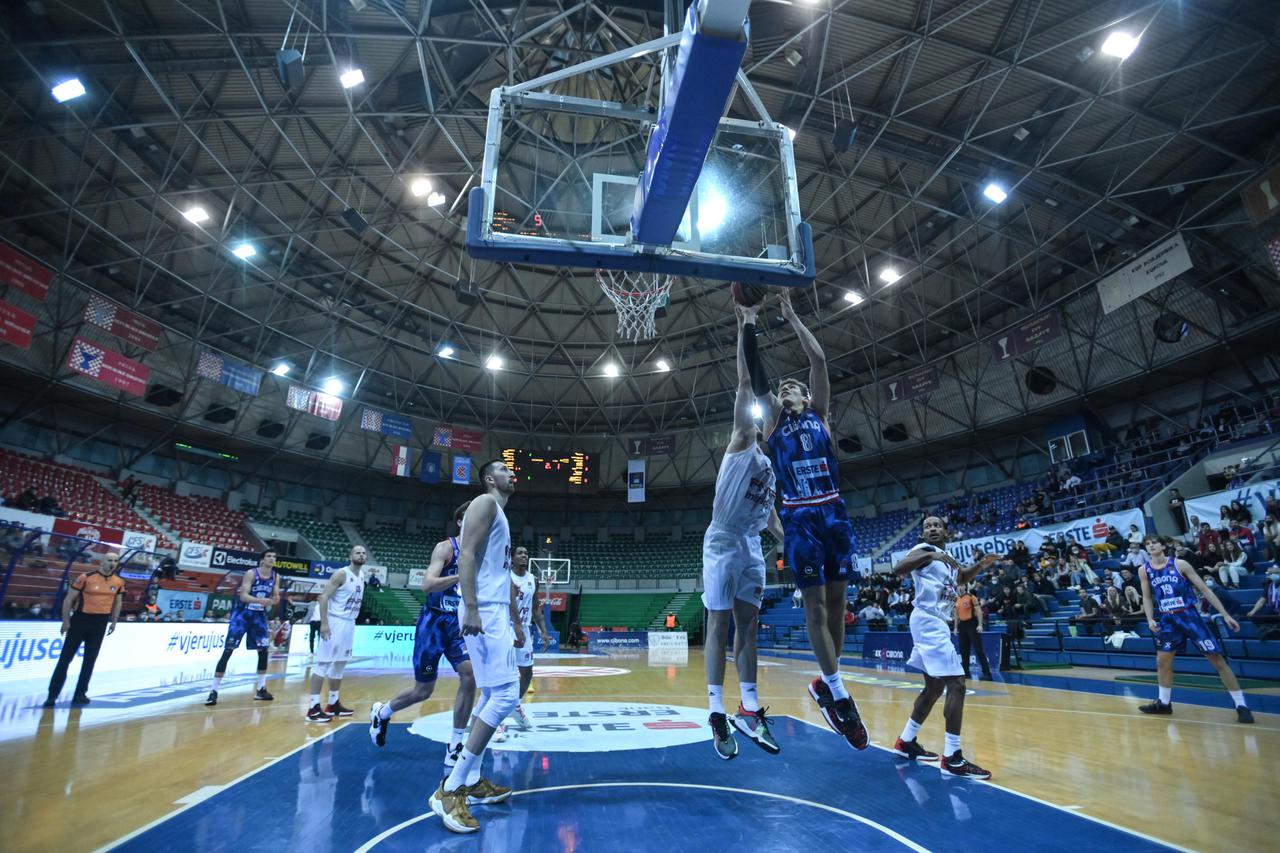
[501,448,596,494]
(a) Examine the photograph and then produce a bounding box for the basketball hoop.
[539,567,559,587]
[596,269,673,341]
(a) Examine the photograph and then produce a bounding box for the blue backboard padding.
[467,188,815,286]
[630,6,748,245]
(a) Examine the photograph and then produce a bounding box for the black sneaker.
[1237,706,1254,724]
[807,678,844,736]
[832,697,869,750]
[70,694,90,706]
[709,711,738,760]
[941,750,991,780]
[892,737,940,762]
[326,701,355,718]
[204,690,218,707]
[306,703,333,722]
[1139,700,1172,715]
[254,687,274,702]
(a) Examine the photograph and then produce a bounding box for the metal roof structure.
[1,0,1278,490]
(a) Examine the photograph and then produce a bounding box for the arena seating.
[552,535,703,580]
[135,484,251,550]
[246,508,353,560]
[363,525,438,575]
[577,593,672,631]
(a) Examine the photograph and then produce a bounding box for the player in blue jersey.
[205,550,279,706]
[370,502,479,772]
[1138,535,1253,723]
[746,289,867,749]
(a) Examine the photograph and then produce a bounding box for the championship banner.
[67,336,149,396]
[452,455,472,485]
[1096,233,1192,314]
[273,556,312,577]
[433,424,484,453]
[286,385,342,421]
[626,434,676,456]
[155,589,209,621]
[991,311,1063,361]
[420,451,442,484]
[889,507,1145,566]
[196,349,262,395]
[83,294,161,351]
[0,299,37,349]
[0,244,53,301]
[391,445,413,477]
[627,458,646,503]
[882,366,940,404]
[52,517,124,547]
[360,407,413,440]
[1185,478,1279,531]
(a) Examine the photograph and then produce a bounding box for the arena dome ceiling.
[1,0,1279,482]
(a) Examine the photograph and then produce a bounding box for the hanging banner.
[1096,233,1193,314]
[881,366,940,404]
[83,294,161,352]
[360,407,413,440]
[420,451,442,484]
[991,311,1063,361]
[0,244,53,301]
[0,299,37,349]
[627,458,646,503]
[433,424,484,453]
[1184,478,1279,530]
[452,455,472,485]
[196,349,263,395]
[889,507,1145,566]
[67,336,149,396]
[286,385,343,421]
[391,445,413,477]
[627,434,676,456]
[1266,234,1280,278]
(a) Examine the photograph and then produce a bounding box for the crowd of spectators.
[2,482,67,517]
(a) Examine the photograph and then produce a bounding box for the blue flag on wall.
[420,451,442,484]
[451,455,472,485]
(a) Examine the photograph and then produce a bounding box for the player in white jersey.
[890,517,998,779]
[704,302,785,760]
[430,459,519,834]
[307,545,367,722]
[509,545,549,730]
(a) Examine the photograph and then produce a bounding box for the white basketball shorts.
[459,603,518,688]
[316,617,355,664]
[701,526,766,611]
[906,609,964,678]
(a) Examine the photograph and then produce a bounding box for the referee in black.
[43,551,126,707]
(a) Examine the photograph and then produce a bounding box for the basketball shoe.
[326,701,355,718]
[513,703,532,730]
[430,782,479,834]
[369,702,390,746]
[492,723,508,743]
[1237,706,1254,724]
[732,704,780,755]
[709,711,739,760]
[832,696,869,750]
[807,678,843,735]
[204,690,217,707]
[1139,700,1173,715]
[306,703,333,722]
[940,751,991,780]
[443,742,464,776]
[892,738,939,762]
[254,687,274,701]
[466,778,512,804]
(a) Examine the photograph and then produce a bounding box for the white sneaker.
[492,723,507,743]
[369,701,389,747]
[513,703,532,730]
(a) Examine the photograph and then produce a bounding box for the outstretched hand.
[779,288,796,320]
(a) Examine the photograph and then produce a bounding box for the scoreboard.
[501,448,596,494]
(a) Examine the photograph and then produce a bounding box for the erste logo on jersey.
[409,701,708,753]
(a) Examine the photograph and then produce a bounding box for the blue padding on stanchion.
[630,5,748,246]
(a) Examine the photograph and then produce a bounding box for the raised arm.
[959,554,999,585]
[727,304,760,454]
[457,496,498,635]
[780,289,830,417]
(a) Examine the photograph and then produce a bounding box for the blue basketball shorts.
[781,501,858,590]
[225,609,270,651]
[1155,609,1221,656]
[414,607,470,683]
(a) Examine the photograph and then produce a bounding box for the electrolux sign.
[210,547,260,570]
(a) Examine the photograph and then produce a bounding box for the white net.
[596,270,673,341]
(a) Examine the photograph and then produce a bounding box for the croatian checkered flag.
[69,339,105,376]
[433,426,452,447]
[1266,234,1280,277]
[361,408,383,432]
[196,350,224,382]
[85,294,117,328]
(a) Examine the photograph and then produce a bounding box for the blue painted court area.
[109,714,1178,853]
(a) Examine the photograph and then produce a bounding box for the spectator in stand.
[791,587,803,608]
[1217,505,1233,532]
[1069,589,1105,635]
[1262,515,1280,562]
[121,475,139,508]
[1010,541,1032,572]
[1175,544,1206,578]
[1197,522,1221,553]
[16,484,38,511]
[888,588,912,617]
[1030,572,1057,613]
[1228,500,1252,526]
[37,492,60,516]
[1101,587,1128,632]
[1121,543,1146,569]
[1120,586,1145,626]
[1216,541,1249,589]
[1126,524,1145,548]
[1066,546,1099,587]
[1168,488,1188,534]
[1246,568,1280,641]
[1118,568,1140,596]
[1182,515,1202,548]
[1201,541,1224,578]
[1016,582,1043,621]
[1200,577,1244,632]
[1051,557,1073,590]
[858,601,887,631]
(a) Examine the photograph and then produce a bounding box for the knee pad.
[477,682,519,728]
[327,660,347,681]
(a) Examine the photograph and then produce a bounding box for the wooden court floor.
[4,649,1277,852]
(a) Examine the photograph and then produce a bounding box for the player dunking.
[1138,535,1253,723]
[756,290,868,748]
[430,460,520,834]
[306,546,367,722]
[369,502,479,775]
[510,545,549,730]
[891,517,998,779]
[704,302,785,760]
[205,550,279,706]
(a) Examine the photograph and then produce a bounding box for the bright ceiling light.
[182,205,210,224]
[51,78,86,102]
[603,363,620,378]
[231,242,256,259]
[843,291,865,305]
[437,344,455,358]
[1100,31,1140,60]
[982,182,1008,204]
[655,358,671,373]
[322,377,344,395]
[878,267,901,284]
[427,191,446,207]
[750,402,763,419]
[485,353,503,371]
[339,68,365,89]
[697,187,728,234]
[270,363,290,376]
[410,177,432,197]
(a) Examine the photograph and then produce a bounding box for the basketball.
[731,282,768,307]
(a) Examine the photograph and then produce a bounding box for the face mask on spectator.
[1269,571,1280,581]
